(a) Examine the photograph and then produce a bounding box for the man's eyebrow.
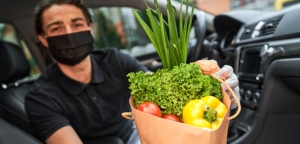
[71,17,85,23]
[46,21,63,29]
[46,18,86,29]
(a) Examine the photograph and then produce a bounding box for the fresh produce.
[132,0,195,69]
[163,114,181,122]
[194,60,220,75]
[128,63,222,117]
[137,102,162,117]
[129,0,226,128]
[182,96,227,130]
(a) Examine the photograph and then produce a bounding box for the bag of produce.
[122,63,241,144]
[122,0,241,143]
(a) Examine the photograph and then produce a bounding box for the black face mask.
[47,30,94,66]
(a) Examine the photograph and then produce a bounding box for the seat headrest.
[0,41,30,84]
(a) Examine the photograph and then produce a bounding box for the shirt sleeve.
[25,91,70,142]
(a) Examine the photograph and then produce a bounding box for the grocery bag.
[122,74,241,144]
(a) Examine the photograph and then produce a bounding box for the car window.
[89,7,196,58]
[0,23,40,77]
[197,0,300,15]
[90,7,155,57]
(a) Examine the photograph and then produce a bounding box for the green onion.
[133,0,195,69]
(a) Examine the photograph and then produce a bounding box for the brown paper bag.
[122,74,241,144]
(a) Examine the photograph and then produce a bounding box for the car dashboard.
[235,4,300,110]
[211,3,300,144]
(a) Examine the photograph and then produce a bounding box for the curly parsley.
[128,63,222,117]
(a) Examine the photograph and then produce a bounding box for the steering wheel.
[187,10,206,62]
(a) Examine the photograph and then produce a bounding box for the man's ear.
[38,34,49,48]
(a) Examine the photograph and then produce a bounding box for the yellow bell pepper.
[182,96,227,130]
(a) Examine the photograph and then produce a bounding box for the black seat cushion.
[0,118,42,144]
[0,41,35,135]
[0,84,34,134]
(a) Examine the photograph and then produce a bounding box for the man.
[25,0,147,144]
[25,0,240,144]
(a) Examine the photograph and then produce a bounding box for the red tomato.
[162,114,180,122]
[137,102,162,117]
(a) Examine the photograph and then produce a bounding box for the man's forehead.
[42,4,86,22]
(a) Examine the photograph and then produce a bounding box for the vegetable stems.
[133,0,195,69]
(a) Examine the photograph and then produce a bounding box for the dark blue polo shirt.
[25,48,148,142]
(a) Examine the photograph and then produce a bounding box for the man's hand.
[215,65,240,109]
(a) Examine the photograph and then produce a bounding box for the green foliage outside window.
[92,9,125,49]
[90,7,150,52]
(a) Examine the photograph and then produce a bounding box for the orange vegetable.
[194,60,220,75]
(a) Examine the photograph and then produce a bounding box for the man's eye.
[74,23,83,27]
[50,27,60,33]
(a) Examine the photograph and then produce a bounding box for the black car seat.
[0,118,42,144]
[0,41,37,136]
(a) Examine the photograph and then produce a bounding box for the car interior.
[1,0,300,143]
[0,39,41,143]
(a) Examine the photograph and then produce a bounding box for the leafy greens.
[128,63,222,117]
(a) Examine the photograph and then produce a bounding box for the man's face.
[38,4,92,47]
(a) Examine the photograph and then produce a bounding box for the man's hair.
[34,0,93,34]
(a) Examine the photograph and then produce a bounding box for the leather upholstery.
[0,41,30,84]
[0,84,33,134]
[0,41,38,139]
[0,118,42,144]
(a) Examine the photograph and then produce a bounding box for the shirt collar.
[90,54,104,84]
[55,55,104,96]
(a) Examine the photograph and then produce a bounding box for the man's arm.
[45,126,83,144]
